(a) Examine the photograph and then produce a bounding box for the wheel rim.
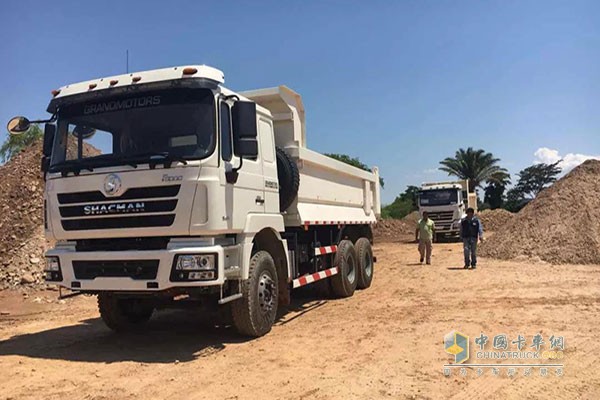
[364,252,373,278]
[346,254,356,284]
[258,272,276,314]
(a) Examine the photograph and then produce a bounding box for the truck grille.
[57,185,180,231]
[73,260,159,280]
[428,211,455,222]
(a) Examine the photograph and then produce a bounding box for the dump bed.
[241,86,381,227]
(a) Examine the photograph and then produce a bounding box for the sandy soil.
[1,238,599,400]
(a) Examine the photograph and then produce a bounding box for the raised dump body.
[241,86,381,228]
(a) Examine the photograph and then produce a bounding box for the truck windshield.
[419,189,458,206]
[50,88,215,172]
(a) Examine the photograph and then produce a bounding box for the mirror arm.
[225,156,244,184]
[30,113,57,124]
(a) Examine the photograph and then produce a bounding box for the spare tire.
[276,147,300,212]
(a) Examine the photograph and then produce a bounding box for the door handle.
[255,196,265,204]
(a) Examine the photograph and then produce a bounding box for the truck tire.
[276,147,300,212]
[231,251,279,337]
[355,237,374,289]
[97,293,154,332]
[331,240,358,298]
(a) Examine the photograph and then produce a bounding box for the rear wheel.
[355,238,374,289]
[97,293,154,332]
[331,240,358,298]
[231,251,279,337]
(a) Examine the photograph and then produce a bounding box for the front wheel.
[97,293,154,332]
[231,251,279,337]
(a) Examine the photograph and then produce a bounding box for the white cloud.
[533,147,600,172]
[423,168,438,174]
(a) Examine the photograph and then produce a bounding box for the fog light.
[175,255,215,271]
[188,271,215,280]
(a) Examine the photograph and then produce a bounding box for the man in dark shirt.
[460,207,484,269]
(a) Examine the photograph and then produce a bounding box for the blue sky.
[1,0,599,203]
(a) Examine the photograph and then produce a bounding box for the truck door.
[220,101,265,228]
[257,118,279,214]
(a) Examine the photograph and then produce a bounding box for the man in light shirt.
[415,211,435,265]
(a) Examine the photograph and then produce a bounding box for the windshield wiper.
[121,152,189,169]
[50,160,96,176]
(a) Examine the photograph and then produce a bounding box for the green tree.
[503,161,562,211]
[325,153,384,188]
[0,125,43,163]
[483,181,508,209]
[439,147,510,192]
[381,185,419,219]
[514,161,562,198]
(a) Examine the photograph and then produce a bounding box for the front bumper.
[46,243,233,292]
[434,220,461,234]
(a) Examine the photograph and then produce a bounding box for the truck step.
[292,266,339,289]
[313,245,337,256]
[218,293,243,305]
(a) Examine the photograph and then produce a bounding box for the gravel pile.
[0,139,100,288]
[480,160,600,264]
[0,141,50,288]
[478,209,514,232]
[374,211,420,242]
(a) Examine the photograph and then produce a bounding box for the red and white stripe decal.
[292,266,339,289]
[314,245,337,256]
[303,220,376,227]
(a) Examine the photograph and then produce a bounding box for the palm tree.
[439,147,510,192]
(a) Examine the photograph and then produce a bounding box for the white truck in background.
[7,65,380,337]
[418,180,477,241]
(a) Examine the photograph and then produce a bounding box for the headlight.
[175,255,215,271]
[46,257,60,271]
[44,256,62,282]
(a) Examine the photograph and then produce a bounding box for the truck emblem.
[103,174,122,196]
[84,202,145,215]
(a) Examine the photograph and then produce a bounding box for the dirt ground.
[1,238,599,400]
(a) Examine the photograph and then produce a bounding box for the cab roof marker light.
[183,67,198,75]
[88,83,97,90]
[51,89,61,97]
[132,76,142,83]
[109,79,118,86]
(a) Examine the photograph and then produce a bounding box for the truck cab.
[418,180,477,240]
[7,65,380,337]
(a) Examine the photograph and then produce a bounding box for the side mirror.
[72,125,96,139]
[7,116,31,135]
[43,124,55,157]
[232,101,258,158]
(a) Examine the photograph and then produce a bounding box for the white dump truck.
[7,65,381,336]
[418,180,477,240]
